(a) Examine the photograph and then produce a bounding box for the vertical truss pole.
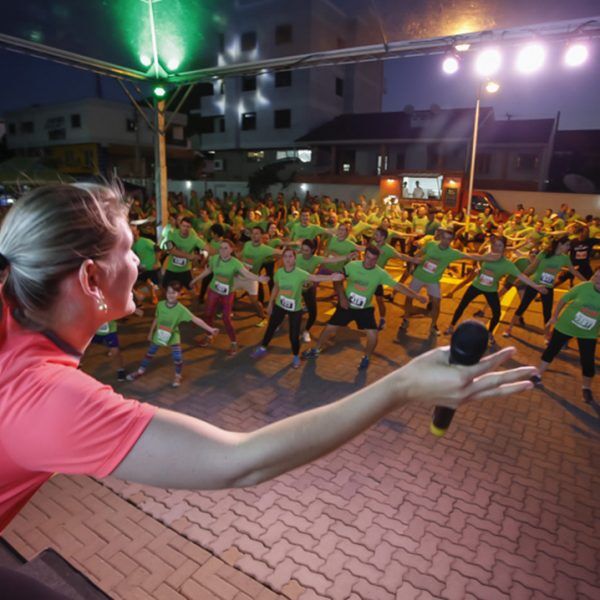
[154,98,168,237]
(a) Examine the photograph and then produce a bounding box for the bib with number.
[214,280,230,295]
[156,326,173,346]
[572,310,597,331]
[575,250,588,260]
[97,323,110,335]
[172,256,188,267]
[349,292,367,309]
[478,270,494,287]
[279,295,296,311]
[423,260,438,274]
[540,270,556,285]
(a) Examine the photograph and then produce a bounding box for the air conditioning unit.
[213,159,224,171]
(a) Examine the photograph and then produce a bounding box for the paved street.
[5,274,600,599]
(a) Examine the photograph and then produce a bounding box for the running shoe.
[302,331,311,343]
[443,326,454,336]
[251,346,268,359]
[398,319,409,331]
[583,388,594,404]
[255,318,267,328]
[126,369,145,381]
[518,316,526,326]
[227,343,238,357]
[473,309,485,318]
[172,375,182,388]
[302,348,321,359]
[530,375,542,386]
[429,326,440,337]
[117,370,127,382]
[358,356,370,370]
[488,335,497,348]
[502,330,511,338]
[199,335,213,347]
[292,356,301,369]
[377,318,386,331]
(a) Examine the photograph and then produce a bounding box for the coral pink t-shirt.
[0,312,156,532]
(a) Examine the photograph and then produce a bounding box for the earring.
[97,295,108,312]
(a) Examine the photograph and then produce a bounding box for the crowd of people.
[118,187,599,403]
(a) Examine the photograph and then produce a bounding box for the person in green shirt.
[191,240,269,356]
[90,320,127,382]
[401,228,501,336]
[290,208,328,241]
[236,226,283,327]
[127,282,218,387]
[445,236,547,345]
[411,206,429,236]
[192,209,213,239]
[250,248,344,368]
[164,217,206,290]
[131,224,161,304]
[531,269,600,404]
[303,246,426,370]
[503,236,587,339]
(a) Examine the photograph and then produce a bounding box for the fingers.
[458,347,517,380]
[467,379,534,403]
[462,366,537,399]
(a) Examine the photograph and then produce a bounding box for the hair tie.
[0,253,8,271]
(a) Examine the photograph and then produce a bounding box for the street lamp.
[466,80,500,221]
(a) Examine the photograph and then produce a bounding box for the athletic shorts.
[137,269,160,285]
[409,276,441,299]
[163,270,193,289]
[374,284,384,297]
[329,306,377,330]
[234,275,259,296]
[92,333,119,348]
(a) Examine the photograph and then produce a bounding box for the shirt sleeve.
[6,366,156,478]
[179,304,194,323]
[378,267,398,288]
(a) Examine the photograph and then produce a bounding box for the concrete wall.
[488,189,600,214]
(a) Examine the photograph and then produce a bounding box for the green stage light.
[153,85,167,98]
[140,54,152,67]
[166,57,180,71]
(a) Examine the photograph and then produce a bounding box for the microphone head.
[450,320,489,366]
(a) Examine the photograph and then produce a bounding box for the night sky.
[1,0,599,130]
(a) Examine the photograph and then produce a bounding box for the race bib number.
[214,280,230,295]
[423,260,438,275]
[348,292,367,309]
[415,226,425,235]
[97,323,110,335]
[572,311,597,331]
[540,271,555,285]
[172,256,188,267]
[478,270,494,287]
[279,296,296,311]
[156,326,172,346]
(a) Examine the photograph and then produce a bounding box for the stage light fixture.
[475,48,502,77]
[516,43,546,73]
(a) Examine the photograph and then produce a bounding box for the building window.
[516,153,538,171]
[126,118,137,132]
[241,112,256,131]
[247,151,264,162]
[45,117,64,130]
[276,149,312,162]
[275,24,292,45]
[217,116,225,133]
[8,123,16,135]
[241,31,257,52]
[218,32,225,54]
[335,78,344,97]
[275,70,292,88]
[171,125,184,141]
[477,153,491,175]
[274,109,291,129]
[20,121,34,133]
[242,76,257,92]
[70,114,81,128]
[219,81,225,95]
[48,129,66,141]
[342,163,351,173]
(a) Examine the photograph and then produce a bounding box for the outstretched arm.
[111,347,535,489]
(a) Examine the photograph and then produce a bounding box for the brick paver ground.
[6,272,600,599]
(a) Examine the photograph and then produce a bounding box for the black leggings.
[199,272,213,302]
[302,285,317,332]
[0,566,70,599]
[515,285,554,323]
[451,285,501,332]
[542,330,596,378]
[262,305,303,355]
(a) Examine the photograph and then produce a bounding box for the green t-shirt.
[241,242,276,274]
[274,267,310,311]
[133,237,157,271]
[555,281,600,339]
[325,237,358,272]
[412,216,429,235]
[192,218,213,237]
[96,320,117,336]
[290,222,327,241]
[296,254,325,274]
[152,301,193,346]
[351,221,372,238]
[532,254,571,288]
[374,243,397,268]
[167,230,205,273]
[209,255,243,295]
[413,242,464,283]
[472,257,521,292]
[343,260,397,309]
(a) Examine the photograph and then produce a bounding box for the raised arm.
[110,347,535,489]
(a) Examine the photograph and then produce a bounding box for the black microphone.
[430,319,489,437]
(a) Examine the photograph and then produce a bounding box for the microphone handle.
[430,357,459,437]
